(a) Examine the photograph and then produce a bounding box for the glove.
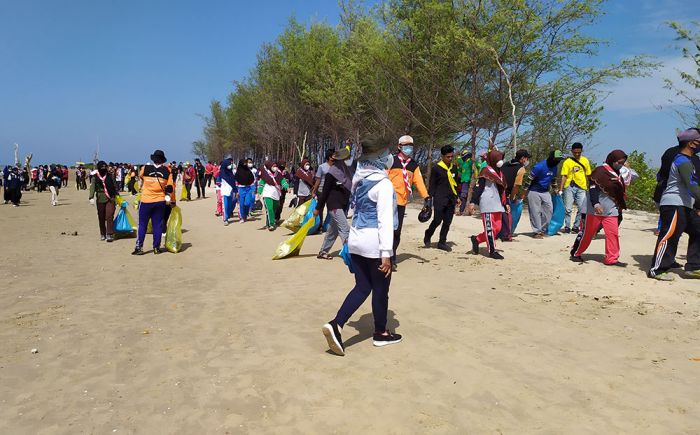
[89,199,95,205]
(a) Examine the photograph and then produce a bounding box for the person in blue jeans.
[234,159,256,222]
[558,143,592,233]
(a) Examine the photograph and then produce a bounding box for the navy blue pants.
[335,254,391,333]
[137,201,166,249]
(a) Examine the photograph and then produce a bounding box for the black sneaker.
[489,251,504,260]
[570,255,583,263]
[153,247,163,255]
[106,235,114,243]
[373,331,402,347]
[572,227,580,233]
[322,320,345,356]
[606,261,627,267]
[670,261,683,269]
[437,242,452,252]
[423,232,431,248]
[563,227,571,234]
[131,247,144,256]
[470,235,479,254]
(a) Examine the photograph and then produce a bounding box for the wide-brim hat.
[334,147,351,161]
[359,135,391,159]
[150,149,167,163]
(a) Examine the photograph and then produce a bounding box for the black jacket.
[316,172,350,212]
[429,163,458,206]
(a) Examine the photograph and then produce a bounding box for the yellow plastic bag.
[165,206,183,253]
[273,217,315,260]
[133,192,141,210]
[281,199,312,232]
[180,185,187,201]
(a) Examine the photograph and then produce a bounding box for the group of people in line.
[2,164,66,206]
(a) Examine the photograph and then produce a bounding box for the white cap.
[398,135,414,145]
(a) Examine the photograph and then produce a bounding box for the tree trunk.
[465,124,479,215]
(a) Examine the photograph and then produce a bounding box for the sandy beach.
[1,182,699,434]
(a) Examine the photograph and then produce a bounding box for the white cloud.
[601,55,696,112]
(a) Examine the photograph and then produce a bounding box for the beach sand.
[1,183,699,434]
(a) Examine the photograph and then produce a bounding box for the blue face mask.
[401,145,414,157]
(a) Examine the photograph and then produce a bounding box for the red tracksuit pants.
[476,212,503,253]
[573,214,620,264]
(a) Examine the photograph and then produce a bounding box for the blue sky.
[0,0,698,166]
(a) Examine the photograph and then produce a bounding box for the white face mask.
[272,167,278,173]
[247,163,253,168]
[523,159,529,167]
[304,164,310,170]
[227,165,233,170]
[496,160,504,168]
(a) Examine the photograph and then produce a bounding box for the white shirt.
[348,166,395,259]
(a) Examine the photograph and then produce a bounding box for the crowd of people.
[3,128,698,355]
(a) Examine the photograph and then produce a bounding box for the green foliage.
[625,151,658,212]
[664,21,700,127]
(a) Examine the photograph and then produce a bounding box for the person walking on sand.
[497,149,530,241]
[235,159,256,222]
[524,150,564,238]
[257,161,289,231]
[132,150,175,255]
[89,161,118,242]
[4,166,22,206]
[182,162,194,201]
[570,150,628,267]
[295,159,315,206]
[558,142,592,234]
[322,138,401,356]
[219,158,238,226]
[455,150,473,215]
[648,128,700,280]
[388,135,429,269]
[314,147,352,259]
[47,165,62,206]
[424,145,459,252]
[468,150,509,260]
[194,159,206,199]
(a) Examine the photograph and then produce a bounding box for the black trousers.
[649,205,700,276]
[205,173,213,187]
[425,200,455,244]
[195,176,206,198]
[392,205,406,263]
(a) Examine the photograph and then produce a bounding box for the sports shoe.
[223,220,229,226]
[373,331,402,347]
[685,270,700,279]
[572,227,580,233]
[153,247,163,255]
[437,242,452,252]
[470,235,479,254]
[131,247,144,256]
[489,251,504,260]
[100,235,107,241]
[533,233,544,239]
[670,261,683,269]
[649,272,674,281]
[322,320,345,356]
[563,227,571,234]
[570,255,583,263]
[106,235,114,243]
[606,261,627,267]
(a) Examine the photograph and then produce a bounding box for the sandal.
[317,252,333,260]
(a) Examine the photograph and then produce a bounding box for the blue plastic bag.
[301,198,321,235]
[511,199,524,232]
[339,244,354,274]
[546,193,565,235]
[322,213,332,232]
[114,203,133,233]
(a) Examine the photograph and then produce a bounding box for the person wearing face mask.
[295,159,315,205]
[89,160,119,242]
[182,162,194,201]
[274,160,291,222]
[219,158,238,226]
[321,137,401,356]
[311,150,336,228]
[235,159,256,222]
[132,149,175,255]
[257,161,289,231]
[648,128,700,280]
[314,147,352,259]
[497,149,530,241]
[387,135,429,269]
[468,150,509,259]
[570,150,628,267]
[424,145,459,251]
[523,150,564,238]
[558,142,592,233]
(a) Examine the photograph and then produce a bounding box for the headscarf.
[296,159,314,184]
[327,159,353,191]
[478,150,506,189]
[95,161,117,199]
[235,159,255,185]
[590,149,628,210]
[219,158,236,188]
[260,161,283,187]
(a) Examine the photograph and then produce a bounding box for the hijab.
[478,150,506,189]
[590,150,628,210]
[260,161,283,187]
[95,161,117,198]
[296,159,314,184]
[235,159,255,185]
[219,158,236,188]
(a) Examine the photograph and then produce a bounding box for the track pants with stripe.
[476,212,503,254]
[649,205,700,276]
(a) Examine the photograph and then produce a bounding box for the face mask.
[247,163,253,168]
[523,159,529,167]
[227,165,233,170]
[304,164,310,170]
[612,163,623,171]
[401,145,414,157]
[98,168,107,176]
[272,167,278,173]
[496,160,504,168]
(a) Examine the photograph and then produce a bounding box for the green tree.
[664,21,700,127]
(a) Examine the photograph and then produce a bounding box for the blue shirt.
[529,160,557,193]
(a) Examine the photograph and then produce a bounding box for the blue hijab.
[219,158,237,190]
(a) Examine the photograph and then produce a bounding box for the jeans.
[137,201,166,249]
[320,209,350,254]
[563,185,586,229]
[238,185,255,220]
[425,199,455,244]
[335,254,391,333]
[391,205,406,263]
[527,191,553,234]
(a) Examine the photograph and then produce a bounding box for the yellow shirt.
[560,156,591,189]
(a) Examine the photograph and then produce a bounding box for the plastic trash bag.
[322,213,332,233]
[301,198,321,235]
[114,202,134,233]
[133,192,141,210]
[180,185,187,201]
[339,243,354,274]
[272,217,315,260]
[418,198,433,223]
[546,193,565,236]
[165,206,182,253]
[511,199,524,232]
[282,199,312,232]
